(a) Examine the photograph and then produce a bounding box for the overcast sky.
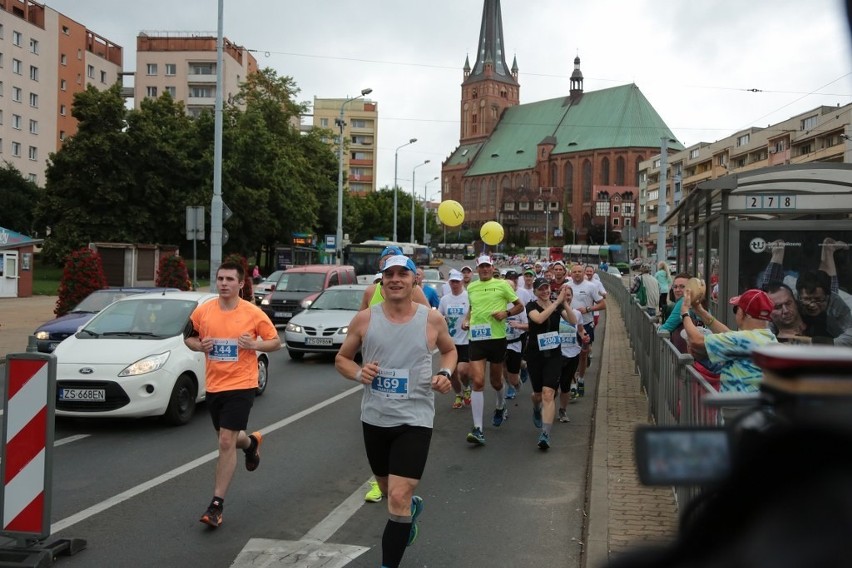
[47,0,851,199]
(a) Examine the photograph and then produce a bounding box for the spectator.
[795,270,852,346]
[766,281,809,342]
[655,261,672,311]
[630,264,660,317]
[659,273,692,351]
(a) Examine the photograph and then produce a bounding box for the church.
[441,0,683,246]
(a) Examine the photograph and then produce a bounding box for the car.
[284,284,366,359]
[253,269,286,304]
[53,291,272,425]
[607,266,623,276]
[32,287,179,353]
[421,280,445,301]
[261,264,357,325]
[420,268,443,281]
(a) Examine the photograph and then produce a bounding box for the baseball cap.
[522,263,533,270]
[533,277,550,290]
[380,245,403,258]
[476,255,492,267]
[460,265,473,273]
[382,255,416,273]
[504,270,519,279]
[372,272,383,282]
[523,268,535,276]
[729,289,774,321]
[447,269,463,282]
[551,260,566,268]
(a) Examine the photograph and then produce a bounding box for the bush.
[223,253,253,302]
[55,248,108,316]
[156,255,192,290]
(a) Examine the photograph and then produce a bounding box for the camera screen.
[636,427,732,486]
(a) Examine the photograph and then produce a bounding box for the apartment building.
[312,96,378,194]
[0,0,121,185]
[638,103,852,256]
[134,32,257,117]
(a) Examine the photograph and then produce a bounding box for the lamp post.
[393,138,417,242]
[424,176,439,244]
[410,160,430,243]
[596,191,610,245]
[336,87,372,264]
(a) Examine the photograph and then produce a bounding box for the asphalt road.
[1,285,602,567]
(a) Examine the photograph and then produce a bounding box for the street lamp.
[410,160,430,243]
[424,176,439,244]
[393,138,417,242]
[596,191,610,245]
[336,87,372,264]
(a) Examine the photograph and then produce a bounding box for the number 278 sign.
[745,195,797,209]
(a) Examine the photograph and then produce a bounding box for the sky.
[46,0,852,202]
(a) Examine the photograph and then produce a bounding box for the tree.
[0,163,40,234]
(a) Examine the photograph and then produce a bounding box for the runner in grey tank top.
[361,303,436,428]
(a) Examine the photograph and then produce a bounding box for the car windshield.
[73,290,138,313]
[310,289,362,311]
[81,298,199,339]
[276,272,325,293]
[263,270,285,284]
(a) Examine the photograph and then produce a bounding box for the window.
[0,53,4,68]
[12,58,21,74]
[29,119,37,134]
[165,86,176,97]
[59,131,66,141]
[62,25,70,35]
[319,118,328,128]
[736,134,750,147]
[100,70,107,83]
[77,49,82,60]
[29,65,37,81]
[351,119,367,128]
[29,38,38,54]
[801,116,818,131]
[188,62,215,75]
[12,87,21,102]
[28,146,37,161]
[27,173,36,183]
[60,79,66,91]
[799,143,812,155]
[189,86,214,98]
[87,64,94,79]
[0,110,3,124]
[59,104,66,116]
[146,86,158,97]
[146,63,158,75]
[165,63,176,76]
[28,92,37,107]
[0,24,4,39]
[11,142,21,157]
[689,148,700,159]
[12,31,22,46]
[11,114,20,129]
[60,53,67,65]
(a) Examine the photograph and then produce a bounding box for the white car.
[53,292,272,425]
[284,285,366,360]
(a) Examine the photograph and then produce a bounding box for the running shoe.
[245,431,262,472]
[463,387,472,406]
[558,408,570,423]
[520,367,529,384]
[578,380,585,397]
[364,480,383,503]
[570,387,579,403]
[492,406,508,427]
[408,496,424,546]
[538,431,551,450]
[199,505,222,528]
[505,385,517,400]
[466,427,485,445]
[452,394,464,409]
[533,406,543,429]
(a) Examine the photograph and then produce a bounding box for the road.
[1,290,602,567]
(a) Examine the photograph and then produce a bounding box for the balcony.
[187,73,217,84]
[187,96,215,107]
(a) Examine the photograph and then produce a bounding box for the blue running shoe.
[505,385,517,400]
[533,406,543,429]
[407,496,424,546]
[538,431,551,450]
[466,427,485,445]
[492,406,507,427]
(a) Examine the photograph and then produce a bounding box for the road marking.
[50,385,362,534]
[55,434,90,447]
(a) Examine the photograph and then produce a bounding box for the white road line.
[51,385,362,534]
[301,481,372,543]
[55,434,91,447]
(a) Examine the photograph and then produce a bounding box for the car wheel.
[163,373,197,426]
[288,350,304,360]
[256,356,269,396]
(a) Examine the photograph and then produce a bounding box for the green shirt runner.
[466,279,519,341]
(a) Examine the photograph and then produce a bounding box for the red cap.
[728,289,774,321]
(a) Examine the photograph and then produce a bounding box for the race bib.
[505,317,523,341]
[209,338,239,361]
[371,367,410,399]
[536,331,560,351]
[559,321,578,346]
[470,324,493,341]
[446,305,465,337]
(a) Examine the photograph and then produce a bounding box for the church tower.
[459,0,520,143]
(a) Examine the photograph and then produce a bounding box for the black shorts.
[560,354,581,392]
[504,347,523,374]
[362,422,433,480]
[206,388,255,431]
[469,338,508,364]
[526,354,562,393]
[455,343,470,363]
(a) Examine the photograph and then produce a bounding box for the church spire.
[466,0,517,86]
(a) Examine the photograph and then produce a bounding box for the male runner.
[438,269,472,408]
[567,263,605,398]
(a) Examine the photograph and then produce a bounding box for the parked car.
[53,292,272,425]
[32,287,179,353]
[420,268,443,281]
[253,269,286,304]
[284,284,366,359]
[261,264,356,325]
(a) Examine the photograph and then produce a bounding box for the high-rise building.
[134,32,257,117]
[0,0,122,185]
[312,96,378,194]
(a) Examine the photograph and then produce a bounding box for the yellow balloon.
[438,200,465,227]
[480,221,504,246]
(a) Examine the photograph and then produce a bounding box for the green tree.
[0,163,40,234]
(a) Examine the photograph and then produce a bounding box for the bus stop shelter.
[663,163,852,328]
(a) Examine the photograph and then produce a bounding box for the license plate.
[274,312,292,318]
[59,388,106,402]
[305,337,333,346]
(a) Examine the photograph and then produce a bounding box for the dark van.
[260,264,356,325]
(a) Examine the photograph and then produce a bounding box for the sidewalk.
[585,297,679,567]
[0,295,58,359]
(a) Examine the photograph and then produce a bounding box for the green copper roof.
[446,141,485,167]
[464,83,682,177]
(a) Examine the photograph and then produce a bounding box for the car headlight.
[261,294,272,305]
[300,299,313,309]
[119,352,170,376]
[35,331,50,340]
[286,323,302,333]
[337,326,349,335]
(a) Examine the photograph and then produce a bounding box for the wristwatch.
[437,369,452,378]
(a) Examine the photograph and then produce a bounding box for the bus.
[433,242,475,260]
[522,246,564,262]
[562,244,628,267]
[343,240,433,276]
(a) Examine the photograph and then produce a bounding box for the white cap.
[381,255,416,272]
[373,272,383,282]
[476,255,492,267]
[448,269,463,282]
